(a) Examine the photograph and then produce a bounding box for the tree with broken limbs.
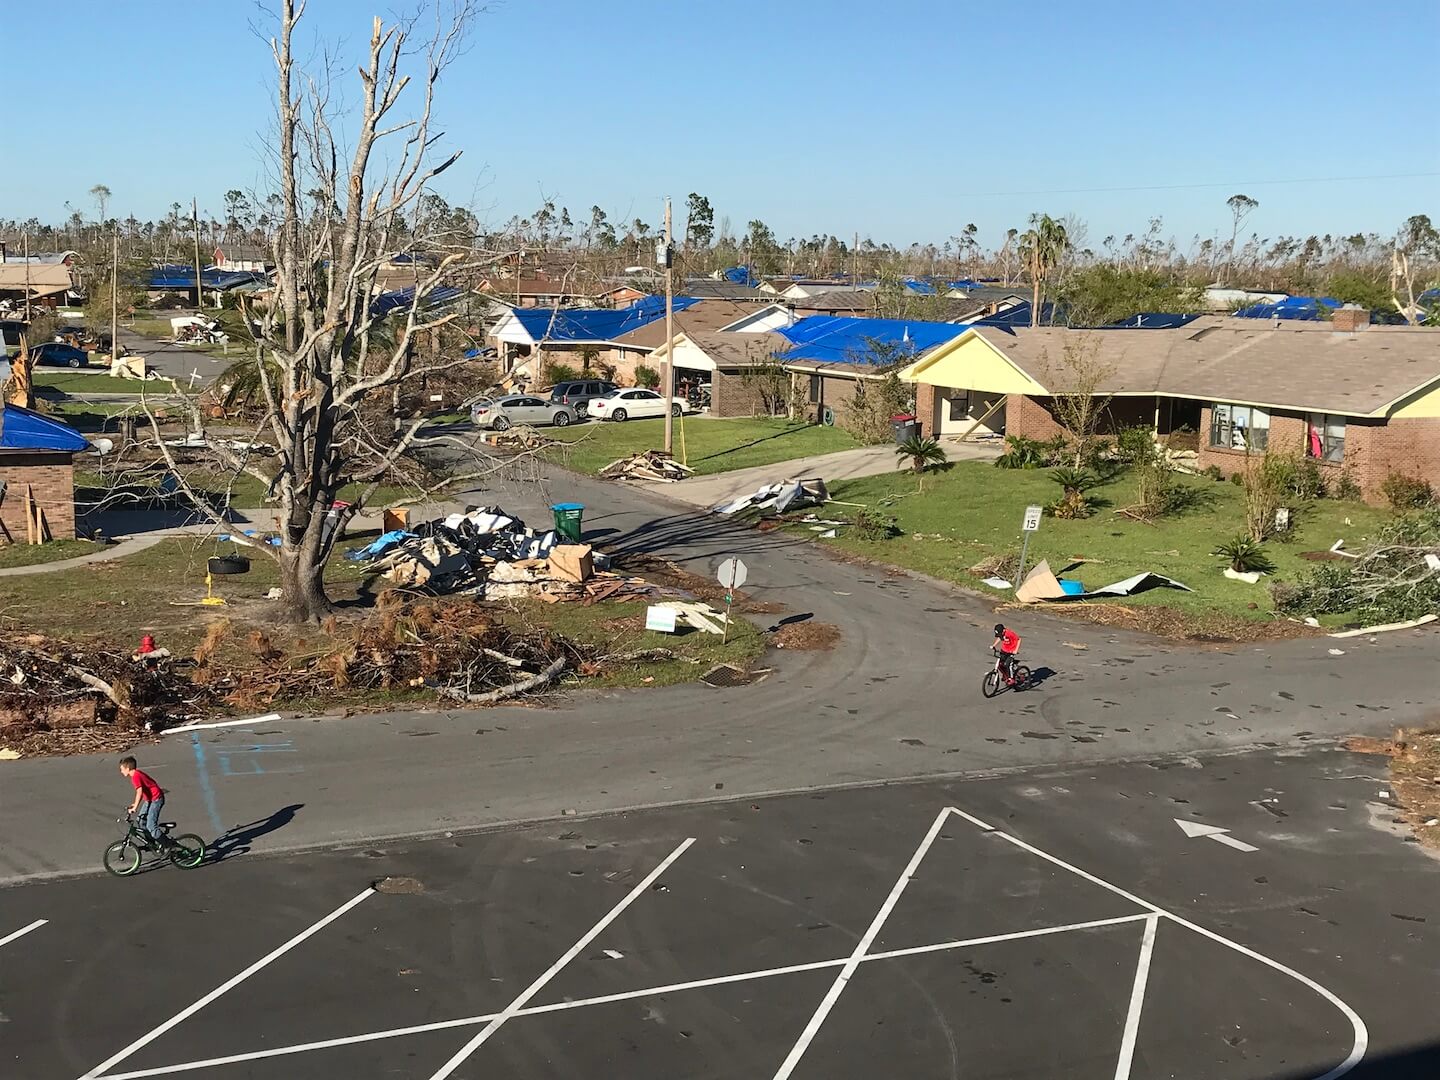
[152,1,500,622]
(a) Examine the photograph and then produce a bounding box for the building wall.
[1194,405,1440,503]
[710,368,775,418]
[1003,394,1171,443]
[0,453,76,539]
[915,383,937,437]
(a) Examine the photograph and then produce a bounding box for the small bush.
[994,435,1047,469]
[1047,467,1100,519]
[544,362,580,385]
[852,507,900,541]
[1273,563,1355,616]
[1381,472,1434,511]
[1203,464,1225,481]
[634,364,660,389]
[1289,457,1328,501]
[1332,470,1363,502]
[1115,426,1157,464]
[1213,536,1276,574]
[1229,472,1244,486]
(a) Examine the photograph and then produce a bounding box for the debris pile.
[600,451,695,482]
[483,425,552,450]
[713,477,828,515]
[0,637,205,755]
[216,597,586,709]
[346,506,652,604]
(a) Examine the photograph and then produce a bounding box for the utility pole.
[110,232,119,372]
[852,230,859,287]
[662,195,675,455]
[22,233,32,323]
[192,198,205,312]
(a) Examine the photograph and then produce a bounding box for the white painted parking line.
[771,806,950,1080]
[1112,915,1158,1080]
[80,888,375,1080]
[160,713,282,736]
[426,837,696,1080]
[106,915,1150,1078]
[0,918,47,949]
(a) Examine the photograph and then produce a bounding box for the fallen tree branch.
[65,665,124,707]
[436,654,567,705]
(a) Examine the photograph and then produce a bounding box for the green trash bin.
[551,502,585,543]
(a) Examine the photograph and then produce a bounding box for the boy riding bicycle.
[991,623,1022,683]
[120,756,169,847]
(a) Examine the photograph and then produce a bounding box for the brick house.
[647,331,792,417]
[899,313,1440,503]
[0,403,90,540]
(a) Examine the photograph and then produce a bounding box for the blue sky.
[6,0,1436,251]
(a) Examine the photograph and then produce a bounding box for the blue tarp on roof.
[509,295,700,343]
[1234,296,1339,321]
[370,285,466,317]
[1097,312,1204,329]
[148,265,268,291]
[775,316,968,366]
[902,278,937,295]
[721,266,758,286]
[0,403,90,452]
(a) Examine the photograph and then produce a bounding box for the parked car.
[548,379,619,416]
[471,394,577,430]
[29,342,91,368]
[587,388,690,422]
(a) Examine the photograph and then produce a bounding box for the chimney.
[1332,304,1370,332]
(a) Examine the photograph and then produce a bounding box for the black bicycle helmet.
[993,623,1006,636]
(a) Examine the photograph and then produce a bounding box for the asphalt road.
[5,747,1436,1079]
[3,461,1436,883]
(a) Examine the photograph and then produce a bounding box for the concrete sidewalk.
[644,440,1001,509]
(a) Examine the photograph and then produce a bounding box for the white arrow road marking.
[1175,818,1259,852]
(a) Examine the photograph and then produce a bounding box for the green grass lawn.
[75,466,416,512]
[544,416,860,477]
[34,368,196,396]
[0,539,104,570]
[818,460,1391,624]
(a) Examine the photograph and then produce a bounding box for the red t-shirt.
[998,629,1021,654]
[130,769,163,801]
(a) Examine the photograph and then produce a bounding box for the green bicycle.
[103,814,206,876]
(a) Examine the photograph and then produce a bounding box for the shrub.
[1202,464,1225,481]
[1213,536,1276,574]
[895,434,947,476]
[544,362,579,385]
[1243,451,1301,542]
[1115,426,1157,464]
[1229,472,1243,486]
[994,435,1047,470]
[1381,472,1434,511]
[1273,563,1355,616]
[852,507,900,541]
[1289,457,1328,501]
[1332,470,1363,502]
[633,365,661,389]
[838,372,912,445]
[1048,466,1099,519]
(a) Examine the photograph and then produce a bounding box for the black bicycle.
[104,814,206,876]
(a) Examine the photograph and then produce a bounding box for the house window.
[1307,413,1345,463]
[808,375,821,404]
[947,391,970,421]
[1210,403,1269,450]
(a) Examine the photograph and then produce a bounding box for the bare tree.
[1045,334,1116,467]
[1224,194,1258,283]
[1391,214,1438,325]
[141,1,512,623]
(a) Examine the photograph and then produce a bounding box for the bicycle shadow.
[206,804,306,864]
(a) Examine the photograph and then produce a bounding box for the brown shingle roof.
[610,299,762,349]
[0,263,73,298]
[973,318,1440,416]
[680,331,790,368]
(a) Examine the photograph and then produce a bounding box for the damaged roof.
[0,403,90,453]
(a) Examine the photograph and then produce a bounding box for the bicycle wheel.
[981,671,1001,699]
[103,840,142,877]
[1012,665,1032,691]
[167,834,207,869]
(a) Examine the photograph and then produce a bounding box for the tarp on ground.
[775,316,968,366]
[506,295,701,344]
[0,403,90,452]
[1014,560,1191,603]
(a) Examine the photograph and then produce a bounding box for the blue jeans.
[140,797,164,842]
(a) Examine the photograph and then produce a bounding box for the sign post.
[716,557,748,644]
[1016,504,1042,587]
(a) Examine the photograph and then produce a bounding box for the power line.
[954,172,1440,199]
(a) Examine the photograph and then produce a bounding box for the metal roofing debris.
[508,295,700,343]
[775,315,969,366]
[0,403,90,452]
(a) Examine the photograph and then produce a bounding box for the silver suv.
[549,379,619,416]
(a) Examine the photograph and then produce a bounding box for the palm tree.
[895,434,947,491]
[1019,213,1069,326]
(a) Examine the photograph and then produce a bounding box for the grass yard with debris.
[544,416,859,477]
[0,539,103,570]
[33,369,195,396]
[815,460,1392,633]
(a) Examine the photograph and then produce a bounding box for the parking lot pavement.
[4,746,1438,1079]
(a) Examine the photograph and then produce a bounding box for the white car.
[587,388,690,422]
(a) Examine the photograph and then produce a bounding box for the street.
[4,749,1436,1078]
